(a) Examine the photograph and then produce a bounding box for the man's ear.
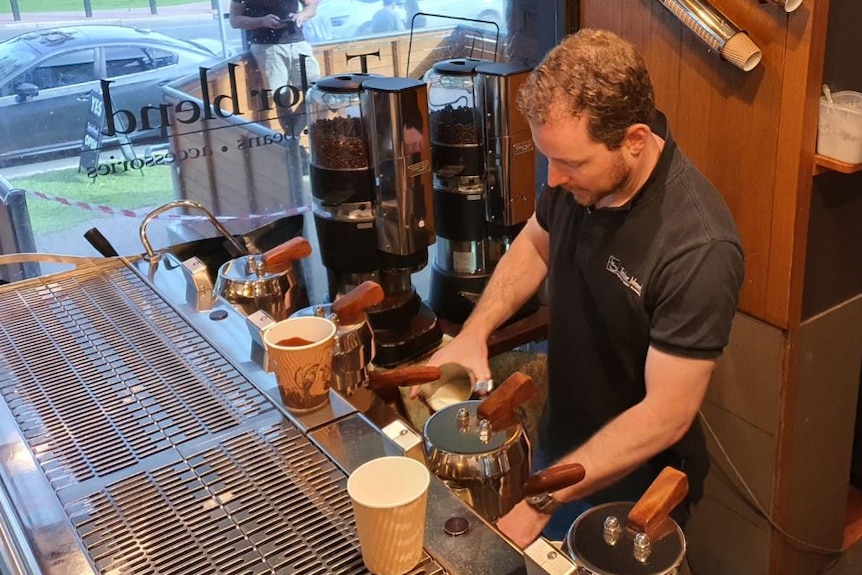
[623,123,651,157]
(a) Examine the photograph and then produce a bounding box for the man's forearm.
[229,4,264,30]
[551,351,714,503]
[552,403,685,503]
[231,15,262,29]
[461,220,547,341]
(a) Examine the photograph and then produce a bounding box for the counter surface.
[0,253,533,575]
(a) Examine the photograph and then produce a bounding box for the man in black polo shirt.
[425,28,745,548]
[229,0,321,137]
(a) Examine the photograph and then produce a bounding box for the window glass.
[13,48,97,90]
[105,46,179,78]
[0,39,40,91]
[0,0,557,271]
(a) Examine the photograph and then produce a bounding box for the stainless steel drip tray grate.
[0,261,277,491]
[0,260,444,575]
[66,421,371,575]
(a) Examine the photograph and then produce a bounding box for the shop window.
[12,48,97,91]
[105,46,178,78]
[0,0,556,260]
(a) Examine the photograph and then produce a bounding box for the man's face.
[531,113,633,209]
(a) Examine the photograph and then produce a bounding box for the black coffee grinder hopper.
[425,60,538,323]
[307,74,442,367]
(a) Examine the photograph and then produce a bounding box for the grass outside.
[8,164,174,235]
[1,0,196,15]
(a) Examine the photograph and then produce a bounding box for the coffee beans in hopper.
[431,105,479,145]
[311,117,369,170]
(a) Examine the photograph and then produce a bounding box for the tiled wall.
[688,297,862,575]
[784,295,862,574]
[687,313,784,575]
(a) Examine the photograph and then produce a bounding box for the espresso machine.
[307,74,442,367]
[425,59,536,323]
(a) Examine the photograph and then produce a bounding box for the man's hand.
[287,11,307,27]
[289,0,319,27]
[495,500,550,549]
[261,13,285,28]
[411,331,490,399]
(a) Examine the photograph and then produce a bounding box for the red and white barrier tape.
[25,189,310,221]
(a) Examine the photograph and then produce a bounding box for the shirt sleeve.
[648,240,744,359]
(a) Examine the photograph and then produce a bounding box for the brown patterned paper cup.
[347,456,430,575]
[263,316,337,413]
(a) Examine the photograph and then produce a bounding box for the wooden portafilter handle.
[627,466,689,540]
[261,237,312,274]
[475,371,536,429]
[367,366,442,392]
[331,281,385,324]
[521,463,587,497]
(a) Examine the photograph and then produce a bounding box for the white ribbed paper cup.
[347,456,430,575]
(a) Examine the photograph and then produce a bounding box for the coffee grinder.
[425,59,536,323]
[307,74,442,367]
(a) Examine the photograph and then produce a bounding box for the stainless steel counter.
[0,253,535,575]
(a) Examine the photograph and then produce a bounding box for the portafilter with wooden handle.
[215,236,312,321]
[290,281,386,396]
[421,372,538,522]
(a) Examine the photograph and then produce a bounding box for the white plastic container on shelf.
[817,90,862,165]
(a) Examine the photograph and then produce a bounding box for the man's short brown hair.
[517,28,656,150]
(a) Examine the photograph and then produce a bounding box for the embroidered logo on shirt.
[606,256,642,296]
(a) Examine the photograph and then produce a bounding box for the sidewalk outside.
[0,1,223,31]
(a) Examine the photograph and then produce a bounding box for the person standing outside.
[370,0,405,34]
[422,28,745,548]
[229,0,322,138]
[403,0,426,30]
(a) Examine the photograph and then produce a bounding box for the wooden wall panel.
[771,2,828,331]
[581,0,814,329]
[771,4,832,574]
[618,0,652,59]
[646,1,683,124]
[673,18,714,165]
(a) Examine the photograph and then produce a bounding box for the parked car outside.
[0,25,228,166]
